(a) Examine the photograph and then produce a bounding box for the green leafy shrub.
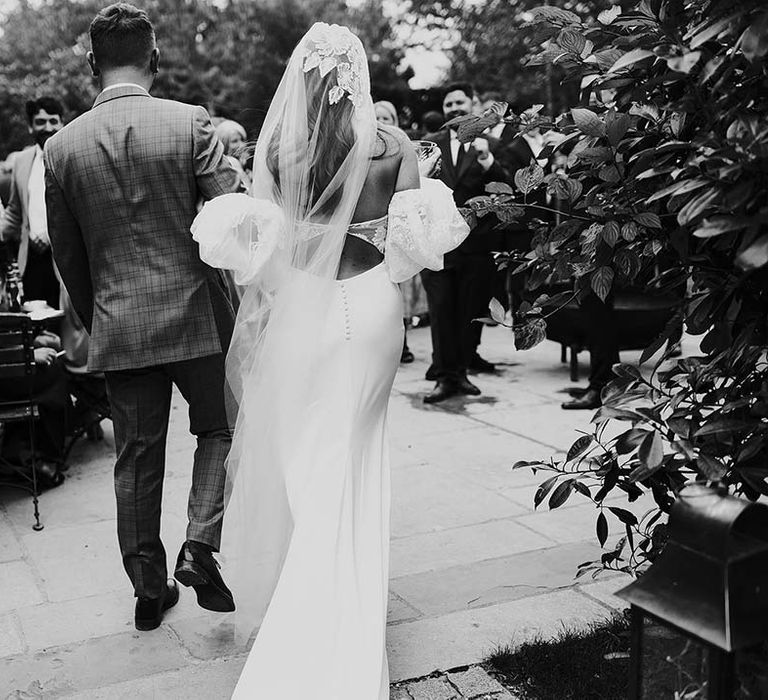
[452,0,768,576]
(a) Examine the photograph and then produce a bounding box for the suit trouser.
[105,351,232,599]
[421,252,495,381]
[581,292,620,391]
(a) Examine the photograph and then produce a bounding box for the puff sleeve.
[384,178,470,283]
[191,193,284,286]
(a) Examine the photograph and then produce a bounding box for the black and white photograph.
[1,0,767,697]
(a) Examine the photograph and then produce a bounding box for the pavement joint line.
[388,511,562,542]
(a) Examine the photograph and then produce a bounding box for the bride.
[192,22,469,699]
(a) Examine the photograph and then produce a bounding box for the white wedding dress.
[191,22,470,700]
[193,181,467,700]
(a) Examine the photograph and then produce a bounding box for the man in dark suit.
[44,3,240,631]
[421,83,509,403]
[0,97,65,308]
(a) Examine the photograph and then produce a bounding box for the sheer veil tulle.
[196,23,378,644]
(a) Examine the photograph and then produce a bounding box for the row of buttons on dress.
[339,282,351,341]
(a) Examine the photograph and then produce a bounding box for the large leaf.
[646,178,708,203]
[596,511,609,546]
[571,108,606,137]
[602,220,620,247]
[598,5,621,25]
[638,432,664,472]
[534,475,559,509]
[608,48,655,73]
[549,479,575,509]
[514,162,545,194]
[740,11,768,62]
[633,212,662,229]
[514,317,547,350]
[558,28,586,54]
[698,454,727,481]
[693,217,746,239]
[735,235,768,270]
[486,181,515,195]
[530,6,582,25]
[615,428,650,454]
[665,51,701,74]
[676,189,719,226]
[591,266,614,302]
[608,506,638,526]
[606,112,630,147]
[567,435,593,462]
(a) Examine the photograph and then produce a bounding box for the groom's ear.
[86,51,100,78]
[149,48,160,75]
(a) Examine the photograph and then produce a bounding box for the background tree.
[403,0,633,111]
[0,0,412,156]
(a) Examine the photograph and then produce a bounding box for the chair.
[0,312,44,530]
[63,369,111,462]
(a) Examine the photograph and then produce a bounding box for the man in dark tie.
[421,83,509,403]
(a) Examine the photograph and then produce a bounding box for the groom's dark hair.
[90,3,155,70]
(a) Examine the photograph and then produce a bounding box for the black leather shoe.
[468,354,496,373]
[425,365,438,381]
[400,347,414,364]
[566,386,589,398]
[456,377,481,396]
[135,579,179,631]
[562,388,602,410]
[423,380,459,404]
[174,540,235,613]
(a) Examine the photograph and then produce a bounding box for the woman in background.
[214,118,251,192]
[373,100,428,363]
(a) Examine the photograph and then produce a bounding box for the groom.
[44,3,240,630]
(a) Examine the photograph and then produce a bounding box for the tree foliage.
[0,0,411,156]
[404,0,634,111]
[456,0,768,576]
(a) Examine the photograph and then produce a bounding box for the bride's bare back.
[337,124,419,280]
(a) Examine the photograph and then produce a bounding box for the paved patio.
[0,325,644,699]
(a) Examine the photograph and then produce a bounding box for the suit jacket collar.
[93,84,151,109]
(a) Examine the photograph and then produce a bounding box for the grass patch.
[486,612,631,700]
[487,612,768,700]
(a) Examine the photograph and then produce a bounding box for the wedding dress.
[191,23,469,699]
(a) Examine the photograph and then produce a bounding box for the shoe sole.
[174,563,235,613]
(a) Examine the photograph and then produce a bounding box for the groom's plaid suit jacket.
[44,85,239,372]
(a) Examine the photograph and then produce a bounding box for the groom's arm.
[192,106,240,201]
[44,149,94,332]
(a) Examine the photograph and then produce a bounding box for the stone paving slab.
[392,666,520,700]
[387,588,613,681]
[1,629,189,698]
[390,540,600,617]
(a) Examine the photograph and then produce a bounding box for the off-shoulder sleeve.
[191,193,284,285]
[385,178,470,283]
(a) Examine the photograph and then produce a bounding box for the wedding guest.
[421,83,509,402]
[214,118,251,192]
[0,97,64,309]
[421,110,444,135]
[0,322,70,487]
[374,99,422,363]
[374,100,398,126]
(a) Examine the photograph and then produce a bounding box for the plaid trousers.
[105,280,234,599]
